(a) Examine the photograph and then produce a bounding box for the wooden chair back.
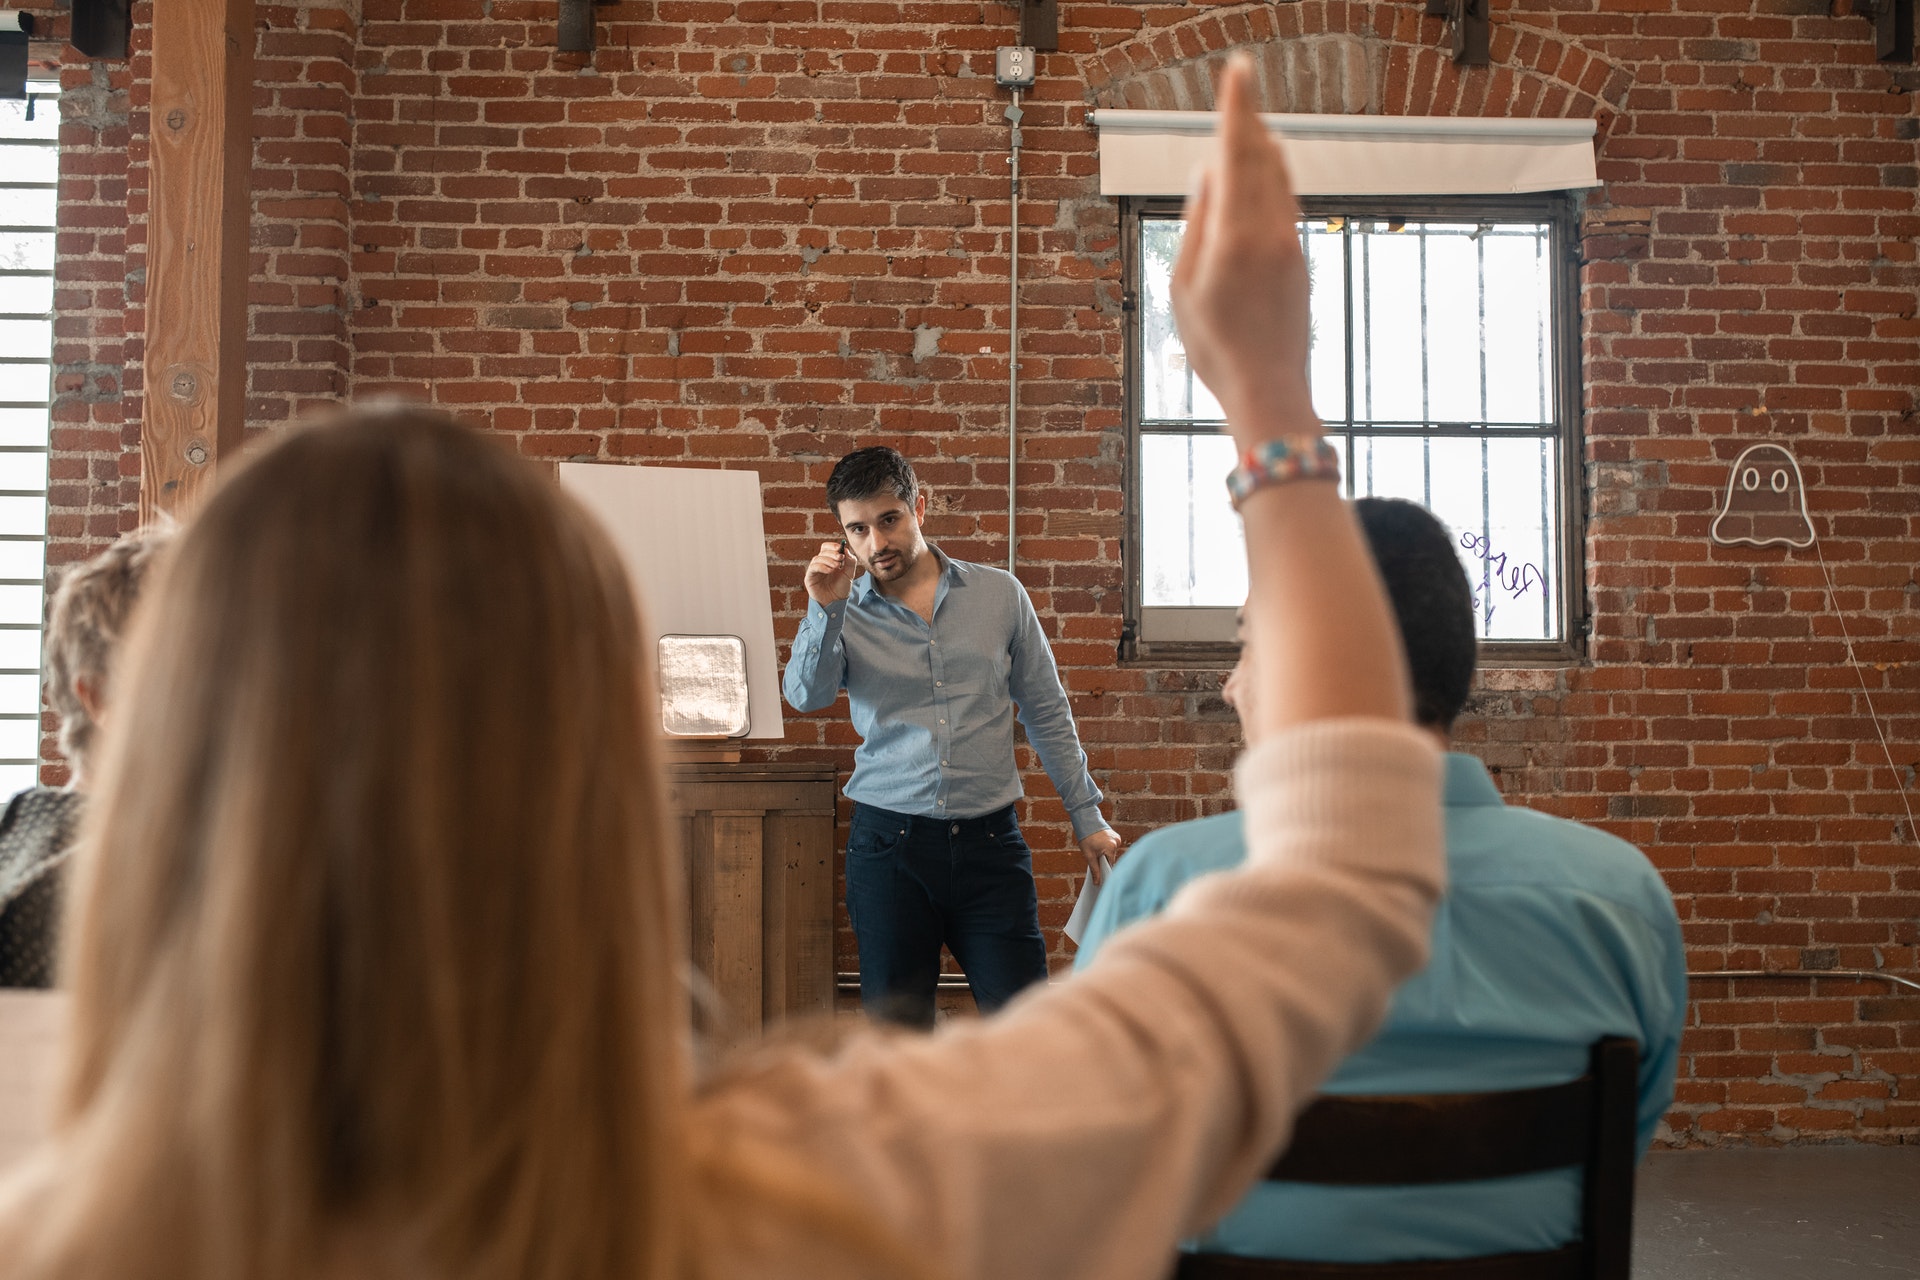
[1175,1037,1639,1280]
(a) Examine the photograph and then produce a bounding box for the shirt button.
[938,718,945,725]
[951,824,959,834]
[935,681,943,687]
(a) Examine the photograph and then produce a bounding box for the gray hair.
[44,524,175,778]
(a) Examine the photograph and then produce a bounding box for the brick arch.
[1086,2,1632,125]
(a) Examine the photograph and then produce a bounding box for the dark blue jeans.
[845,801,1050,1028]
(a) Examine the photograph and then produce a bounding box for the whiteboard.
[559,463,785,739]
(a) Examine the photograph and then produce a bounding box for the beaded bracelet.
[1225,436,1342,510]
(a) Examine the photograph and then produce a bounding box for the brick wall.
[47,53,134,575]
[39,0,1920,1144]
[252,1,358,426]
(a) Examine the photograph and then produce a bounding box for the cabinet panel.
[667,762,836,1031]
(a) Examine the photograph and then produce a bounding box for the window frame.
[1120,192,1588,668]
[0,86,56,791]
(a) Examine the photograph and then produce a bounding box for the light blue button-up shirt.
[782,547,1109,840]
[1075,752,1687,1263]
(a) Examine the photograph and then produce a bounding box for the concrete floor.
[1635,1146,1920,1279]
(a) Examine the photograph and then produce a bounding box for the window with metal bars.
[1123,195,1584,663]
[0,90,56,794]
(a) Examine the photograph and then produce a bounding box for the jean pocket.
[847,823,908,861]
[984,822,1028,850]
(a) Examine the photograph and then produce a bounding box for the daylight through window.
[1131,200,1579,655]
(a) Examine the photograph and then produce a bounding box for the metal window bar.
[1340,221,1357,485]
[0,94,57,779]
[1534,229,1552,635]
[1359,225,1373,494]
[1419,222,1432,507]
[1478,230,1495,634]
[1142,422,1559,438]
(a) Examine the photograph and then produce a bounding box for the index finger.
[1219,56,1297,206]
[1216,51,1268,165]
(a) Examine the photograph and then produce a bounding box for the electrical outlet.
[994,46,1036,89]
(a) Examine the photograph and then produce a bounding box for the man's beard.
[867,546,914,579]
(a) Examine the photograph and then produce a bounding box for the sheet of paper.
[1063,856,1114,947]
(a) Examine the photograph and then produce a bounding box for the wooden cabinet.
[665,761,837,1032]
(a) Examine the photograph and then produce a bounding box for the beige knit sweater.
[694,718,1445,1280]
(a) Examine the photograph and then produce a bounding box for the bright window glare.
[0,91,56,788]
[1139,214,1564,644]
[1141,434,1245,607]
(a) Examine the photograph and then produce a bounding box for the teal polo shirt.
[1073,752,1687,1263]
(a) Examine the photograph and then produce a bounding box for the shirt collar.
[851,544,960,604]
[1445,752,1505,809]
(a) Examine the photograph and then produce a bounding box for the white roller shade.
[1090,110,1599,198]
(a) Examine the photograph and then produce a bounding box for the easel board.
[559,462,785,740]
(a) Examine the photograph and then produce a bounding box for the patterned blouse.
[0,786,82,988]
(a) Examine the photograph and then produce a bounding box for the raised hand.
[1169,52,1410,739]
[804,539,857,606]
[1170,52,1319,449]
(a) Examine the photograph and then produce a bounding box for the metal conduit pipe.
[1688,969,1920,995]
[834,970,1920,997]
[1006,87,1022,575]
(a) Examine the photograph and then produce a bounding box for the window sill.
[1121,639,1586,669]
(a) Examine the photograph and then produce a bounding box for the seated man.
[1075,497,1686,1263]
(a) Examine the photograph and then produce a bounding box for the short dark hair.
[826,446,918,514]
[1353,497,1477,730]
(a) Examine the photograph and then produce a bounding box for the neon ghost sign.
[1709,443,1814,549]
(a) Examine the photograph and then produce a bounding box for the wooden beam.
[143,0,252,520]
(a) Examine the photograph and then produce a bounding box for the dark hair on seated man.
[825,445,918,513]
[1352,497,1477,732]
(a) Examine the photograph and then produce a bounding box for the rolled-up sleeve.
[783,598,849,713]
[1005,583,1107,840]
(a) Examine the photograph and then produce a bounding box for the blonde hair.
[0,409,921,1280]
[42,524,174,779]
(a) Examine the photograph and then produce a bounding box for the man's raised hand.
[804,540,857,606]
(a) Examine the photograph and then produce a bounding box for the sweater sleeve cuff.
[1233,718,1444,881]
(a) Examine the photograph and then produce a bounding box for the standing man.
[784,446,1123,1027]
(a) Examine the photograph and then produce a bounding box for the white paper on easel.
[1063,857,1114,946]
[558,463,785,739]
